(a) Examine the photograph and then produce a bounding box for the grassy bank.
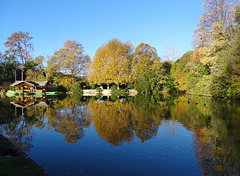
[0,135,47,176]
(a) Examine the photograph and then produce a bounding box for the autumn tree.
[171,51,194,92]
[46,40,90,80]
[4,31,34,81]
[131,42,160,77]
[232,3,240,54]
[88,39,133,89]
[193,0,236,65]
[189,1,240,98]
[34,55,45,72]
[46,54,60,79]
[132,43,175,94]
[4,31,33,66]
[25,55,46,81]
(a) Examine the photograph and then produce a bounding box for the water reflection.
[132,95,170,142]
[46,97,91,143]
[0,95,239,175]
[88,100,134,146]
[171,96,240,175]
[1,97,48,152]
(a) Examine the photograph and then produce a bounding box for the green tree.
[134,60,173,94]
[0,55,20,86]
[134,70,157,94]
[71,82,83,103]
[0,51,3,62]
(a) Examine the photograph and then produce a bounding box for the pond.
[0,95,240,176]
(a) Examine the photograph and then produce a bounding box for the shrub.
[111,85,117,92]
[96,93,101,99]
[127,83,134,89]
[110,85,128,96]
[71,82,83,103]
[71,82,83,95]
[90,96,96,101]
[2,82,12,90]
[10,86,15,91]
[89,83,95,89]
[58,85,67,93]
[122,88,128,93]
[1,89,6,93]
[110,95,117,101]
[96,87,103,93]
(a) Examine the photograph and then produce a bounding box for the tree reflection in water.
[0,94,239,175]
[87,100,134,146]
[131,95,170,142]
[0,98,47,152]
[46,97,91,143]
[172,96,240,175]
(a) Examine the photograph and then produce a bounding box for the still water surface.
[0,95,240,176]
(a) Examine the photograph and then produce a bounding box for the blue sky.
[0,0,202,60]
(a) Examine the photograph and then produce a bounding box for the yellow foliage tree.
[88,39,133,89]
[193,0,236,65]
[46,40,90,80]
[131,42,160,77]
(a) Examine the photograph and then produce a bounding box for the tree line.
[1,0,239,98]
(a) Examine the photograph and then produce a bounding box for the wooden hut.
[10,81,49,94]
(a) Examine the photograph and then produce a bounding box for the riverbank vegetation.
[0,0,239,99]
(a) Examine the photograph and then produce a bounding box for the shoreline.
[0,135,47,176]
